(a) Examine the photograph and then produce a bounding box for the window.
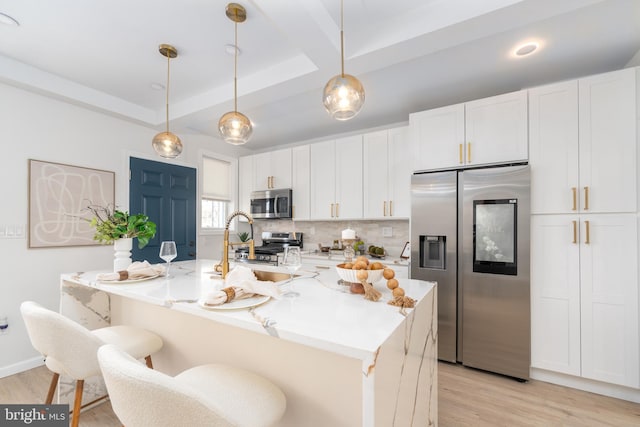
[201,156,235,231]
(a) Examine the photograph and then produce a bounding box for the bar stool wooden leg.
[45,372,59,404]
[71,379,84,427]
[144,355,153,369]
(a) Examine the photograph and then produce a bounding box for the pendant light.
[152,44,183,158]
[322,0,365,121]
[218,3,253,145]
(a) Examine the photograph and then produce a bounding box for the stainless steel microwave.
[250,189,292,219]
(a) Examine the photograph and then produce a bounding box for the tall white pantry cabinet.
[529,67,639,390]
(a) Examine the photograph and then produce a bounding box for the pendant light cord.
[340,0,344,77]
[165,53,170,133]
[234,20,238,113]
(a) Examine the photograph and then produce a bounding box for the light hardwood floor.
[1,362,639,426]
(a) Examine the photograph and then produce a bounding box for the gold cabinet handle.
[459,144,463,164]
[584,220,590,244]
[467,142,471,163]
[390,200,393,216]
[572,220,577,244]
[383,201,387,216]
[336,203,339,218]
[330,203,334,218]
[572,187,577,211]
[292,206,295,219]
[584,186,589,210]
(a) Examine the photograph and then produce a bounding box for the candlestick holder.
[342,238,355,262]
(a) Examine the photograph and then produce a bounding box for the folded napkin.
[200,265,281,306]
[97,261,166,281]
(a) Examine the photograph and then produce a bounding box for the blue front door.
[129,157,197,263]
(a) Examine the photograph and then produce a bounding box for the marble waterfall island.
[61,259,437,426]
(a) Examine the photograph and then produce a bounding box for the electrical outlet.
[382,227,392,237]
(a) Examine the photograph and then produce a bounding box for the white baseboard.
[531,368,640,403]
[0,356,45,379]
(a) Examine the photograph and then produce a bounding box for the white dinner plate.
[98,274,162,284]
[198,295,270,310]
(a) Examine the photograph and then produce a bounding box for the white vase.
[113,238,133,272]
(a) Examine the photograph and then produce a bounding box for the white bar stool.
[98,344,287,427]
[20,301,163,427]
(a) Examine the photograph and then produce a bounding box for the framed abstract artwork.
[28,159,115,248]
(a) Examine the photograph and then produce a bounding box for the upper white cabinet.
[252,148,292,190]
[464,90,528,166]
[409,103,465,171]
[410,90,528,171]
[310,136,363,220]
[292,145,310,220]
[363,127,410,219]
[530,68,637,214]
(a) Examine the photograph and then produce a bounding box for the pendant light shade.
[219,3,253,145]
[323,0,365,120]
[152,44,183,158]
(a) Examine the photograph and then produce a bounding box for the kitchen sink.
[252,270,299,282]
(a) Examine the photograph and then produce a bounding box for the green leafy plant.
[85,204,157,249]
[237,231,250,242]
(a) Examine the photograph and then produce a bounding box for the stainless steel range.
[235,232,303,266]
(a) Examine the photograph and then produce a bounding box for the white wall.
[0,82,243,376]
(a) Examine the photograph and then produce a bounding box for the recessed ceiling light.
[0,12,19,26]
[513,41,540,58]
[150,82,165,90]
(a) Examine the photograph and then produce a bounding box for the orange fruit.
[386,278,399,290]
[356,255,369,265]
[371,262,384,270]
[353,261,368,270]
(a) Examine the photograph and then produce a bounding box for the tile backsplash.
[248,219,409,257]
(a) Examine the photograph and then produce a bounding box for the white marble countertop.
[62,259,433,361]
[298,251,410,266]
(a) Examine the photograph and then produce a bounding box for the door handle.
[583,186,589,210]
[571,187,577,211]
[383,201,387,216]
[390,200,393,216]
[459,144,463,164]
[330,203,334,218]
[572,220,577,244]
[188,251,196,257]
[584,220,590,244]
[467,142,471,163]
[336,203,339,218]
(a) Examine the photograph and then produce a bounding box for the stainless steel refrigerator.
[410,164,530,380]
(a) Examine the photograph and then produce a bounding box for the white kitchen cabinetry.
[292,145,310,220]
[530,68,636,214]
[530,68,639,390]
[310,136,363,220]
[238,156,252,215]
[409,103,464,171]
[363,127,411,219]
[531,214,639,388]
[252,148,292,190]
[410,90,527,171]
[464,90,528,166]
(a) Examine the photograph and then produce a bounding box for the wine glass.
[281,246,301,298]
[159,241,177,278]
